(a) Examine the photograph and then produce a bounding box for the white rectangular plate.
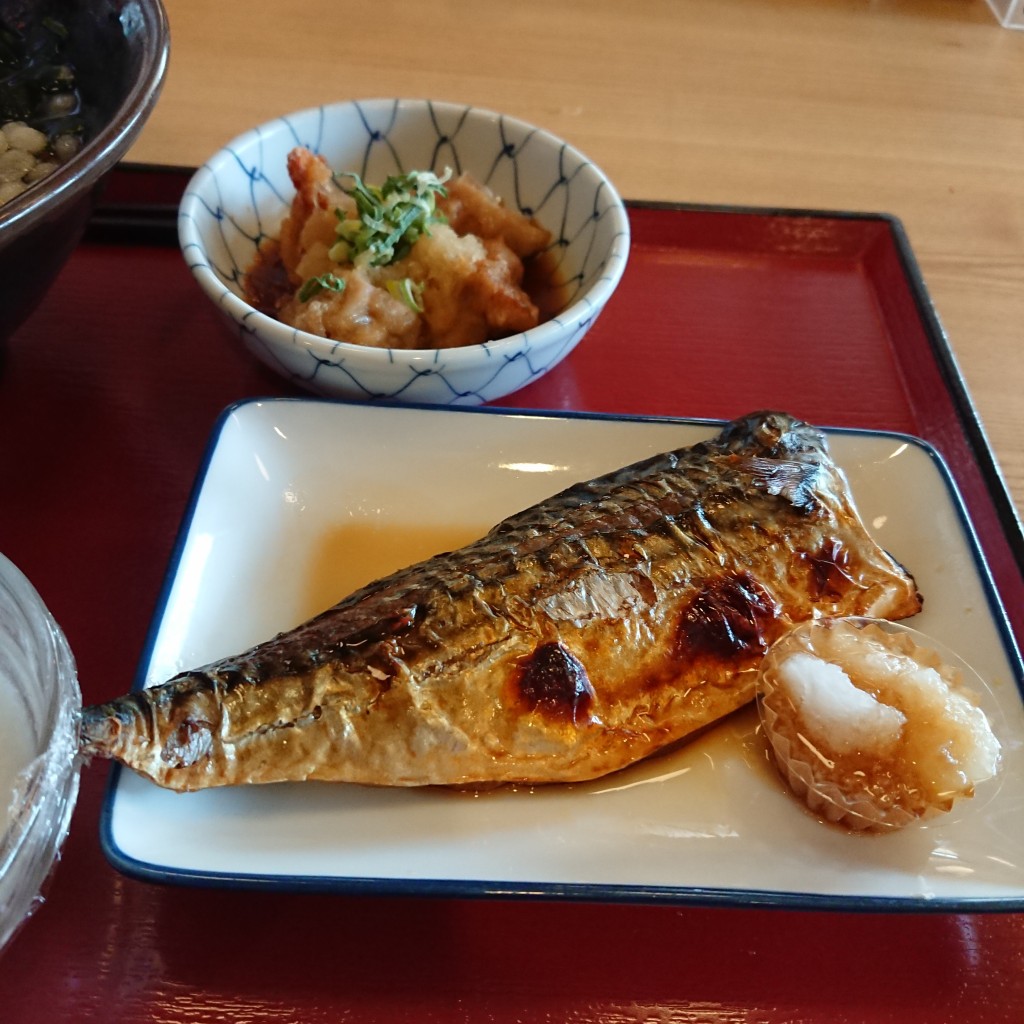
[101,400,1024,909]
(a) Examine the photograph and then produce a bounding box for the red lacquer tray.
[3,165,1024,1023]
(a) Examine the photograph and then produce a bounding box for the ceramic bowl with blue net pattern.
[178,99,630,405]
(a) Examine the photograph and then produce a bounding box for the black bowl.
[0,0,168,341]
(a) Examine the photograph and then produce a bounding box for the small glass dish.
[756,616,1002,833]
[0,553,81,954]
[986,0,1024,29]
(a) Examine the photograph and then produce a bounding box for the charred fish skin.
[79,411,922,792]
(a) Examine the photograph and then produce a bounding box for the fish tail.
[79,691,154,762]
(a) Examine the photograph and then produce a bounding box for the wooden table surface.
[132,0,1024,511]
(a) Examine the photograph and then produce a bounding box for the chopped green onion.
[298,271,346,303]
[330,168,450,268]
[386,277,425,313]
[40,16,69,38]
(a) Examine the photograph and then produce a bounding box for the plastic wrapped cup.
[756,616,1001,833]
[0,553,81,954]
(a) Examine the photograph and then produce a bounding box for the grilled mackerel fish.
[80,411,922,792]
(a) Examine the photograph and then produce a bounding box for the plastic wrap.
[0,552,81,954]
[756,616,1001,833]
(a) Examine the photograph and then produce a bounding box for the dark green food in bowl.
[0,0,168,342]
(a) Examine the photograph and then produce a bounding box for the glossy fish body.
[79,411,922,792]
